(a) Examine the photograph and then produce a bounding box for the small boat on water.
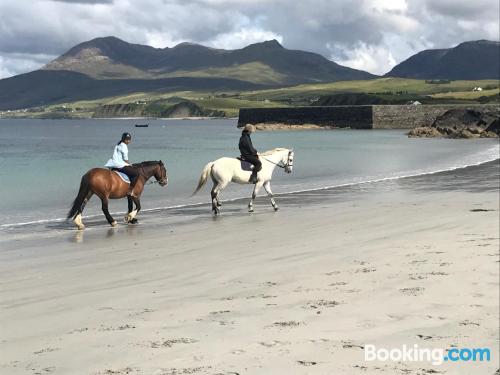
[135,123,149,128]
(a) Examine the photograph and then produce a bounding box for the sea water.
[0,118,498,227]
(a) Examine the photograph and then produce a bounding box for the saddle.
[109,169,131,183]
[236,156,254,171]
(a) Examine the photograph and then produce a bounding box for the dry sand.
[0,188,498,375]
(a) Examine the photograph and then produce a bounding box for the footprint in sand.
[341,341,365,349]
[305,300,340,310]
[95,367,137,375]
[259,340,290,347]
[297,360,317,366]
[263,281,278,287]
[399,287,425,296]
[354,267,377,273]
[32,366,56,374]
[152,366,208,375]
[150,338,197,348]
[67,327,89,334]
[459,320,480,327]
[409,260,428,265]
[329,281,348,286]
[99,324,135,331]
[416,334,433,340]
[325,271,341,276]
[33,347,59,355]
[231,349,245,355]
[271,321,303,328]
[209,310,231,315]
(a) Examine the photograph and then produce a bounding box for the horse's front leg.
[125,195,141,223]
[248,182,263,213]
[263,181,278,211]
[101,197,117,227]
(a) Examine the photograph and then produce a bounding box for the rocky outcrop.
[408,108,499,138]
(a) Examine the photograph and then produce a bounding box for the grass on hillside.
[2,78,498,119]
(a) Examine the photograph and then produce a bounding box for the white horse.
[193,148,294,214]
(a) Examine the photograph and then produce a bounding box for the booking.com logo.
[365,344,491,366]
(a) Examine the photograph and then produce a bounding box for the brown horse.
[67,161,168,230]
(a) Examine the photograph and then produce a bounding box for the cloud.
[0,0,498,79]
[49,0,113,3]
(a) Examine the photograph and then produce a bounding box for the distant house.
[408,100,422,105]
[472,87,483,91]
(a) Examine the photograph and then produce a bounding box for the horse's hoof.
[111,221,117,227]
[216,202,222,207]
[273,206,279,212]
[129,218,138,224]
[248,208,254,213]
[124,210,138,223]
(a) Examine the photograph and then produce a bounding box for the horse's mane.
[260,148,288,156]
[133,160,160,167]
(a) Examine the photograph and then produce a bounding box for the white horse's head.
[284,149,294,173]
[259,148,294,173]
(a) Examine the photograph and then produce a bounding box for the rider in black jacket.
[239,124,261,183]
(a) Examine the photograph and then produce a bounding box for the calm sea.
[0,118,498,227]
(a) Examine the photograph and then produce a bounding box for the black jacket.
[239,131,258,156]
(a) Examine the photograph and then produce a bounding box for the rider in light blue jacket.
[105,132,139,195]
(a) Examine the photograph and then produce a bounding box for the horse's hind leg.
[100,197,117,227]
[74,191,93,230]
[211,180,228,215]
[210,173,222,208]
[263,181,278,211]
[211,184,220,214]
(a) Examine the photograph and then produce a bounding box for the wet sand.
[0,172,499,374]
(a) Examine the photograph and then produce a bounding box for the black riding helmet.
[121,132,132,141]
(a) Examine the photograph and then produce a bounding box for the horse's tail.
[67,172,91,219]
[192,162,214,196]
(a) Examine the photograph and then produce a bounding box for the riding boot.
[249,170,258,184]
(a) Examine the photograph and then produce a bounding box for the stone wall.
[238,104,499,129]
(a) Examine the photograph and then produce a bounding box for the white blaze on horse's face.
[285,150,294,173]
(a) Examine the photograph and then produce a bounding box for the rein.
[260,150,293,169]
[261,156,287,168]
[133,162,167,186]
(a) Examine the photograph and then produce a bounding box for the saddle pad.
[239,159,254,171]
[113,170,131,183]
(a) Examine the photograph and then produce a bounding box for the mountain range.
[0,37,498,110]
[42,37,375,84]
[385,40,500,80]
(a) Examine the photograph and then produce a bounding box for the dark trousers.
[243,155,262,172]
[117,166,140,185]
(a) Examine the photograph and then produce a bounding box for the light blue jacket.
[105,142,129,168]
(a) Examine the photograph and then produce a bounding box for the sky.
[0,0,498,79]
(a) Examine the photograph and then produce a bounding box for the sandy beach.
[1,168,499,375]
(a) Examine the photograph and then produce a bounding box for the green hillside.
[2,78,497,119]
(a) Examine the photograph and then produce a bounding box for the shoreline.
[1,158,498,235]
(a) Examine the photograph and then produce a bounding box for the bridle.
[261,150,294,169]
[143,162,168,185]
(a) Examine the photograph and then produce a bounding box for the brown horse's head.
[155,160,168,186]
